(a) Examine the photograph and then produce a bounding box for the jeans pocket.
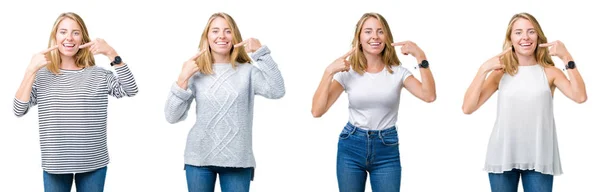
[339,129,352,140]
[380,131,399,146]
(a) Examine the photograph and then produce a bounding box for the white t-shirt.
[334,65,413,130]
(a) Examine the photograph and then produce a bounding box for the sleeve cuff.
[171,82,193,100]
[251,46,271,61]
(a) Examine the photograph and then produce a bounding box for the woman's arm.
[392,41,436,102]
[311,48,353,118]
[241,38,285,99]
[164,50,204,124]
[462,48,510,114]
[14,46,58,116]
[540,40,587,103]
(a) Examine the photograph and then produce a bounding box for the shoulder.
[391,65,410,73]
[88,65,110,73]
[543,65,563,81]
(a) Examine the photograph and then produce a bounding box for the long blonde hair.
[349,12,400,75]
[47,12,94,74]
[196,12,251,74]
[501,12,553,75]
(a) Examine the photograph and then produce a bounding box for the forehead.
[362,17,383,29]
[512,18,534,29]
[57,18,81,30]
[209,17,229,28]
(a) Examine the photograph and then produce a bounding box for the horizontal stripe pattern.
[13,64,137,174]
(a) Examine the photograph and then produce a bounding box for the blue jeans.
[185,164,254,192]
[337,122,402,192]
[43,166,107,192]
[489,169,553,192]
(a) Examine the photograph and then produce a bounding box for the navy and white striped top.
[13,64,138,174]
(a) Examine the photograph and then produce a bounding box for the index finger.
[234,40,248,48]
[189,49,206,61]
[391,41,408,46]
[340,47,356,59]
[497,47,512,57]
[78,41,95,49]
[538,42,554,48]
[41,45,59,54]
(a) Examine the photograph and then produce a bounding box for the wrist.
[416,54,427,63]
[561,55,573,64]
[106,50,118,62]
[25,69,37,77]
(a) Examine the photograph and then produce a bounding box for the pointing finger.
[538,43,554,48]
[391,41,408,46]
[234,40,248,48]
[41,45,59,54]
[497,47,512,57]
[190,49,207,61]
[340,47,356,59]
[78,41,95,49]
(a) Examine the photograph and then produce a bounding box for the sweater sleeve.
[13,76,38,117]
[250,46,285,99]
[164,82,194,124]
[107,64,139,98]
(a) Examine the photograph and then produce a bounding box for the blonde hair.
[501,12,553,75]
[47,12,94,74]
[196,12,251,74]
[349,12,400,75]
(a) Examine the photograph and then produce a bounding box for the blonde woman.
[13,12,138,192]
[164,12,285,192]
[462,12,587,192]
[311,12,436,192]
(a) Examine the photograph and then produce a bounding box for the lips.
[368,42,382,48]
[215,41,228,46]
[519,42,533,47]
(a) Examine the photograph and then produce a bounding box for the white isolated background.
[0,0,598,191]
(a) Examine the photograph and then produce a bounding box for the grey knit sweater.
[165,46,285,168]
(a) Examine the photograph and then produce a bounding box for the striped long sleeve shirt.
[13,64,138,174]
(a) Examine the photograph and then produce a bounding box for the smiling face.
[55,18,84,58]
[359,17,387,56]
[207,17,233,58]
[510,18,538,57]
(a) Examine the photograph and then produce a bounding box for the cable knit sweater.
[164,46,285,168]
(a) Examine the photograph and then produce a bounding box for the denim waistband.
[343,122,397,136]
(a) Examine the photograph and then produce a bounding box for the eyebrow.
[58,28,81,32]
[513,28,535,31]
[210,27,231,30]
[363,28,383,30]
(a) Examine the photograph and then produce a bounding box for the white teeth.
[520,43,532,46]
[63,43,75,47]
[216,42,227,45]
[369,42,381,45]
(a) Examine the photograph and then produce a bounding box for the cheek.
[207,34,217,42]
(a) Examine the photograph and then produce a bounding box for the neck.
[60,55,81,70]
[516,53,537,66]
[364,52,385,72]
[212,51,231,64]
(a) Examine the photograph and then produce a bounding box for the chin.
[59,51,77,57]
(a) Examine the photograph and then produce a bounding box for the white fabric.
[484,65,562,176]
[334,65,413,130]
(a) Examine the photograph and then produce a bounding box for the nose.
[523,33,531,40]
[371,32,379,40]
[66,33,74,41]
[218,31,226,39]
